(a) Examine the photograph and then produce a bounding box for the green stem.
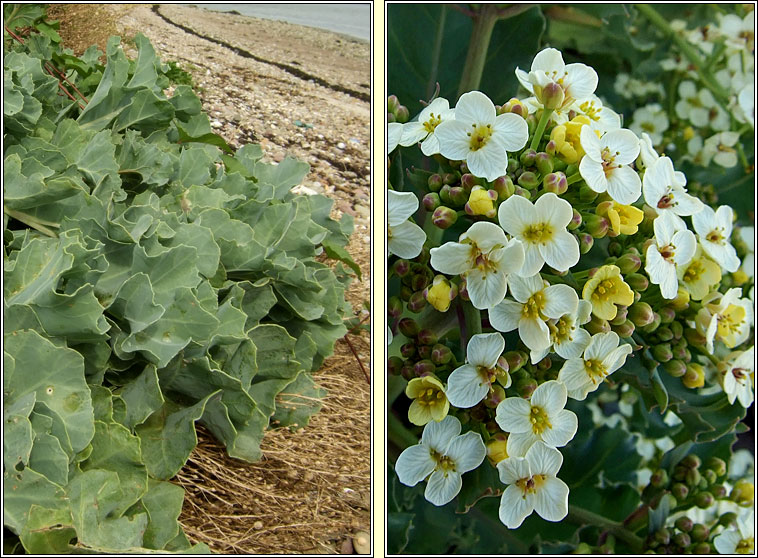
[567,505,644,553]
[691,345,721,367]
[530,108,554,151]
[462,300,482,337]
[566,171,583,185]
[636,4,730,106]
[387,411,420,452]
[4,207,60,238]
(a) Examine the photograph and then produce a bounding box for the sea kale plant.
[3,17,355,554]
[387,38,754,555]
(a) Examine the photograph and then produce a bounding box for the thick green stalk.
[567,505,644,553]
[530,108,554,151]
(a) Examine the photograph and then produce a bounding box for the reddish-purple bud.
[543,171,568,195]
[414,359,436,377]
[578,232,594,254]
[616,252,642,274]
[407,291,427,312]
[432,206,458,229]
[431,344,453,365]
[417,329,438,345]
[568,208,582,230]
[393,259,411,277]
[422,192,441,211]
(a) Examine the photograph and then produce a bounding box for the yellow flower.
[466,186,497,218]
[731,479,755,507]
[677,246,722,301]
[486,433,509,466]
[598,201,644,236]
[582,265,635,320]
[550,115,592,164]
[424,275,457,312]
[406,375,449,425]
[683,363,705,389]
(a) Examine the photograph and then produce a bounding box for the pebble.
[352,531,370,554]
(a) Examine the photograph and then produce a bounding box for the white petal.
[542,284,579,319]
[400,121,429,147]
[445,431,486,473]
[498,194,534,237]
[526,441,564,477]
[421,415,461,451]
[603,128,641,164]
[492,113,529,152]
[389,221,426,259]
[430,242,472,275]
[515,67,534,92]
[564,63,598,100]
[606,165,642,205]
[495,396,533,433]
[531,48,565,74]
[396,444,437,486]
[446,364,490,408]
[541,409,578,448]
[509,273,545,304]
[467,268,507,310]
[497,455,531,485]
[533,476,569,522]
[435,119,475,160]
[555,327,591,360]
[531,380,567,412]
[642,156,673,208]
[467,332,506,367]
[672,192,704,217]
[672,230,697,266]
[518,244,546,277]
[506,431,538,458]
[420,133,442,156]
[455,90,496,126]
[519,317,552,352]
[467,140,508,182]
[540,230,580,273]
[463,221,508,252]
[585,331,621,361]
[497,239,526,275]
[425,470,462,506]
[715,205,735,234]
[580,125,603,161]
[388,190,420,225]
[713,529,741,554]
[557,359,591,395]
[489,299,523,333]
[388,122,403,153]
[499,484,534,528]
[579,156,608,193]
[691,204,715,237]
[536,193,574,229]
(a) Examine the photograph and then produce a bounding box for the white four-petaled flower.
[495,380,578,457]
[497,441,570,529]
[721,347,755,408]
[446,332,510,408]
[557,331,633,400]
[645,212,697,299]
[388,190,426,259]
[498,192,580,276]
[430,221,525,310]
[642,156,703,217]
[692,205,741,272]
[399,97,455,156]
[435,91,528,182]
[579,126,642,205]
[395,415,486,506]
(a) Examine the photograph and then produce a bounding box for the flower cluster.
[388,45,754,530]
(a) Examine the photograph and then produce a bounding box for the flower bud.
[541,82,565,110]
[439,184,453,205]
[484,385,506,408]
[545,139,558,156]
[626,273,649,292]
[535,152,554,175]
[429,344,452,366]
[460,173,480,192]
[442,172,457,185]
[579,184,599,203]
[651,468,669,488]
[400,342,417,359]
[407,291,427,312]
[395,105,409,123]
[586,314,611,335]
[572,543,593,554]
[502,98,528,118]
[616,252,642,274]
[656,325,674,342]
[465,186,497,218]
[654,527,670,545]
[719,512,738,527]
[398,317,420,337]
[517,171,540,190]
[578,232,594,254]
[675,516,693,533]
[393,259,411,277]
[387,112,396,123]
[691,542,711,554]
[424,275,458,313]
[414,359,436,377]
[651,343,673,363]
[513,186,532,200]
[428,173,443,192]
[682,363,705,389]
[568,209,582,230]
[690,524,709,543]
[663,359,687,377]
[387,95,400,113]
[694,491,713,508]
[612,319,635,338]
[388,356,403,376]
[610,306,629,326]
[710,483,727,499]
[486,433,510,466]
[458,277,470,301]
[432,206,458,229]
[400,361,415,380]
[640,312,661,333]
[673,532,691,549]
[584,213,610,238]
[684,327,706,347]
[670,287,690,311]
[411,272,430,292]
[417,329,437,346]
[705,457,726,477]
[422,192,441,212]
[543,171,568,195]
[448,186,468,206]
[672,482,689,501]
[658,306,676,324]
[505,350,528,374]
[629,301,655,327]
[520,148,537,167]
[516,377,538,398]
[731,479,754,506]
[399,285,413,301]
[491,175,515,200]
[388,296,403,319]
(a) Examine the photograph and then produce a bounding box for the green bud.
[680,454,702,469]
[388,112,396,123]
[685,468,701,488]
[616,252,642,274]
[448,186,468,206]
[586,314,611,335]
[543,171,568,195]
[505,351,528,374]
[393,259,411,277]
[694,491,714,508]
[568,209,582,230]
[673,532,691,549]
[388,296,403,319]
[518,171,540,190]
[610,306,629,326]
[572,542,593,554]
[626,273,649,292]
[579,184,599,203]
[706,457,726,477]
[520,148,538,167]
[431,344,453,365]
[535,152,554,175]
[407,291,427,312]
[652,343,673,363]
[578,232,594,254]
[422,192,441,211]
[663,359,687,377]
[516,377,538,398]
[417,329,438,345]
[675,516,693,533]
[491,175,515,200]
[399,285,413,301]
[387,95,400,113]
[442,172,457,185]
[629,301,655,327]
[388,356,403,376]
[400,343,417,359]
[612,319,635,338]
[703,469,717,484]
[584,213,610,238]
[684,327,706,347]
[395,105,410,123]
[651,469,669,488]
[640,312,661,333]
[428,173,443,191]
[398,317,420,337]
[414,359,436,377]
[691,542,711,554]
[501,98,528,117]
[541,82,565,110]
[439,184,452,205]
[460,173,480,192]
[669,320,683,340]
[607,240,623,257]
[411,273,430,292]
[673,465,688,481]
[417,344,432,359]
[659,306,676,323]
[718,512,738,527]
[690,524,709,543]
[671,341,688,361]
[656,325,674,342]
[654,528,670,545]
[672,482,689,501]
[514,186,532,200]
[432,206,458,229]
[400,361,415,380]
[537,356,552,371]
[484,385,506,408]
[683,363,705,389]
[709,483,727,499]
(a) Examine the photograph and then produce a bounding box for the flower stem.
[530,108,554,151]
[566,171,583,185]
[635,4,730,106]
[567,505,644,553]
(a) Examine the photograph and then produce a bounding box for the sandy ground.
[45,4,372,554]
